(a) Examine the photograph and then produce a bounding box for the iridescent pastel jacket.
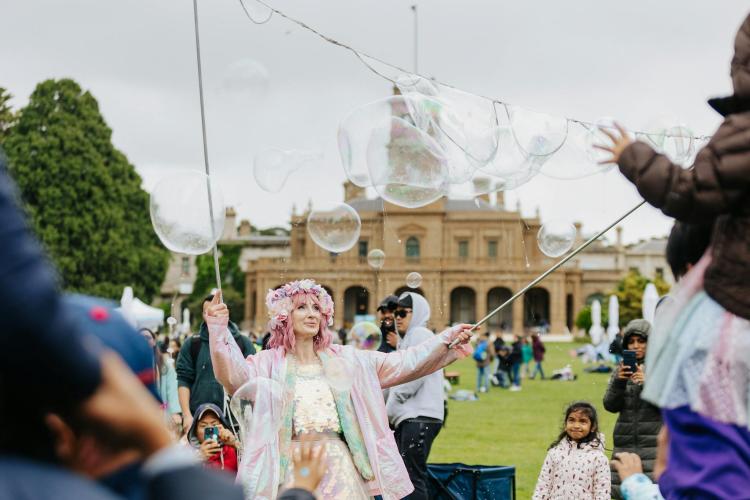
[207,315,472,500]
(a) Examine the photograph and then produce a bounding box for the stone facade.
[240,184,671,334]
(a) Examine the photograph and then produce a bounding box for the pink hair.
[267,291,333,352]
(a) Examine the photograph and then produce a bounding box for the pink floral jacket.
[532,435,610,500]
[207,316,472,500]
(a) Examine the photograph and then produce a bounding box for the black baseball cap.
[377,295,399,312]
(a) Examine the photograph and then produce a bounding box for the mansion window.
[458,240,469,259]
[358,240,368,258]
[181,256,190,275]
[656,267,664,279]
[488,240,498,258]
[406,237,420,259]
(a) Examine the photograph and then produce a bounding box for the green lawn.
[429,342,616,499]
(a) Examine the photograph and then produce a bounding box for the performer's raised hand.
[206,290,229,319]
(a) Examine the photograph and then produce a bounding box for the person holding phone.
[603,319,663,499]
[186,403,239,475]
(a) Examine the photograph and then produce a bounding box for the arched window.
[405,237,420,259]
[450,287,476,324]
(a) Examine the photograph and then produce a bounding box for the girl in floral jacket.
[533,401,610,500]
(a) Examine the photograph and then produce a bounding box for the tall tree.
[0,87,15,144]
[3,79,168,301]
[612,270,670,326]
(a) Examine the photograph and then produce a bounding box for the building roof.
[628,237,668,254]
[347,196,503,213]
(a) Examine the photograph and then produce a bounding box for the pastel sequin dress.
[288,360,370,500]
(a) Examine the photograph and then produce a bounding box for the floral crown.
[265,279,334,330]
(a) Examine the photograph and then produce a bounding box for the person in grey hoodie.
[386,292,444,500]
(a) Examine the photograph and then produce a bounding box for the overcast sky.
[2,0,747,244]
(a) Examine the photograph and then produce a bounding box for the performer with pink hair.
[206,279,473,500]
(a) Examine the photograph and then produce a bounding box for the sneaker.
[479,386,487,393]
[510,385,521,392]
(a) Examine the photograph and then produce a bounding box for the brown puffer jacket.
[617,14,750,320]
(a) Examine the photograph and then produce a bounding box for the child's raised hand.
[611,452,644,481]
[292,437,327,493]
[593,122,633,164]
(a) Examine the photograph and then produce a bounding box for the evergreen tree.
[0,87,15,143]
[613,270,670,325]
[3,79,168,301]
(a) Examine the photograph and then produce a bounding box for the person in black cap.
[376,294,399,353]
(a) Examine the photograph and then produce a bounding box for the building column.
[333,286,345,331]
[512,291,524,336]
[550,280,565,334]
[475,282,488,328]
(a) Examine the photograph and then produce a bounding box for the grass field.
[429,342,616,499]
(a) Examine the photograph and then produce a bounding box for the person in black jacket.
[602,319,662,499]
[176,294,256,433]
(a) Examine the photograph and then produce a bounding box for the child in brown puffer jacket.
[596,12,750,499]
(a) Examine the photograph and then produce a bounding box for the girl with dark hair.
[533,402,610,500]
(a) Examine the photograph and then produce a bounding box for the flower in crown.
[265,279,334,329]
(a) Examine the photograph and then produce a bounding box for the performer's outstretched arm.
[371,324,472,389]
[205,296,254,394]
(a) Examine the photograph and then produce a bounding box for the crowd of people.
[2,10,750,500]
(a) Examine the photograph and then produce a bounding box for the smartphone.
[622,350,637,373]
[204,426,220,443]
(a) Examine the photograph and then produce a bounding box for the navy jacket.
[0,156,101,402]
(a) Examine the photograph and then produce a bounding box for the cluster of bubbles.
[537,220,577,258]
[338,74,700,209]
[347,321,382,350]
[150,171,225,255]
[306,202,361,253]
[253,149,322,193]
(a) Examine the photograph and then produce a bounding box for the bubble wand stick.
[449,200,646,348]
[192,0,223,295]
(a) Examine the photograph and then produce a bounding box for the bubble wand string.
[245,0,711,142]
[192,0,223,295]
[449,200,647,348]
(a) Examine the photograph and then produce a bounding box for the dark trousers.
[394,417,442,500]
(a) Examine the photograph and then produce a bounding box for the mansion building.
[162,185,671,336]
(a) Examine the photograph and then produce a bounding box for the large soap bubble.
[253,149,322,193]
[229,377,285,447]
[508,105,569,157]
[406,272,423,289]
[367,116,449,208]
[476,126,546,188]
[537,220,577,257]
[540,122,612,179]
[239,0,273,23]
[367,248,386,269]
[150,171,225,255]
[307,203,361,253]
[339,95,441,188]
[347,322,382,351]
